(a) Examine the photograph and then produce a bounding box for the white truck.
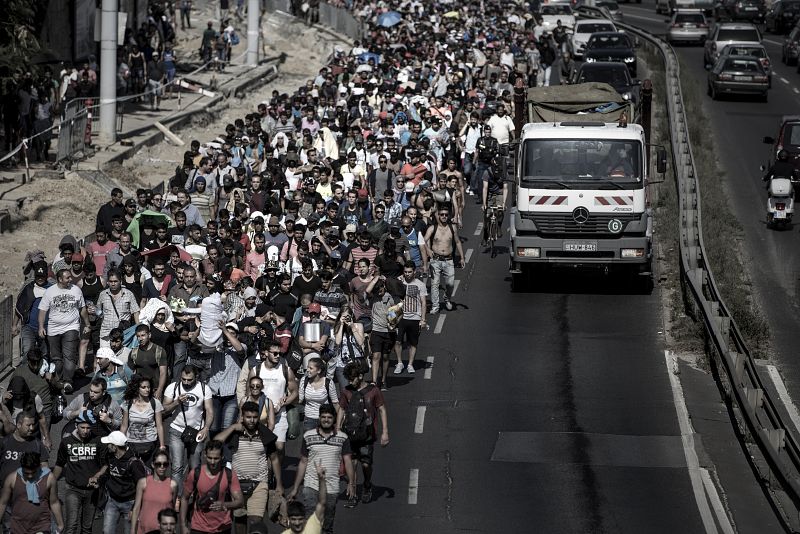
[507,83,666,289]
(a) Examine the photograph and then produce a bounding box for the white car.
[571,19,618,58]
[540,4,577,32]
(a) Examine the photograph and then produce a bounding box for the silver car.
[598,0,625,21]
[667,10,709,44]
[717,42,772,86]
[707,56,769,101]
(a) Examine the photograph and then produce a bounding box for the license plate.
[745,6,757,9]
[564,241,598,252]
[683,23,696,27]
[734,75,751,81]
[776,211,787,219]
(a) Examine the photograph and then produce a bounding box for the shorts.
[233,480,270,518]
[350,441,374,466]
[273,411,288,442]
[397,318,420,347]
[370,331,396,355]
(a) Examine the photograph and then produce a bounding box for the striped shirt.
[97,288,140,338]
[232,434,270,482]
[209,346,245,397]
[300,429,351,492]
[350,246,378,267]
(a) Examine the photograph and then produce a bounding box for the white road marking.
[780,76,790,84]
[765,364,800,435]
[408,468,419,504]
[474,222,483,236]
[664,351,734,534]
[794,87,800,94]
[434,314,446,334]
[465,248,474,264]
[701,469,735,534]
[763,38,784,47]
[424,356,434,379]
[414,406,427,434]
[453,279,461,297]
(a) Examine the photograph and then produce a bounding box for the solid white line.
[664,351,721,534]
[434,314,446,334]
[424,356,434,379]
[465,248,474,264]
[452,279,461,297]
[763,38,784,47]
[622,12,665,22]
[474,222,483,236]
[780,77,790,84]
[794,87,800,94]
[765,364,800,435]
[414,406,426,434]
[701,468,735,534]
[408,468,419,504]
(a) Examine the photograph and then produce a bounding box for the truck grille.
[522,212,637,236]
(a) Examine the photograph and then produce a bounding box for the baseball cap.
[101,431,128,446]
[308,302,321,314]
[225,321,239,332]
[96,346,124,366]
[345,223,357,235]
[33,261,48,277]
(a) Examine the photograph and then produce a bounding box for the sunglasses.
[250,383,263,389]
[154,462,170,467]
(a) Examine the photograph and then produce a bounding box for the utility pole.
[246,0,260,67]
[98,0,118,145]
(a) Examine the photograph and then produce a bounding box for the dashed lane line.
[465,248,474,264]
[408,468,419,504]
[781,76,790,84]
[474,222,483,236]
[433,314,446,334]
[453,279,460,297]
[794,88,799,94]
[424,356,434,379]
[414,406,426,434]
[763,38,783,47]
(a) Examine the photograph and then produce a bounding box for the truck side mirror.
[763,136,775,144]
[503,141,519,182]
[656,146,667,174]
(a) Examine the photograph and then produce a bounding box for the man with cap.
[54,410,107,534]
[92,346,132,404]
[264,215,290,250]
[100,430,147,534]
[12,260,52,361]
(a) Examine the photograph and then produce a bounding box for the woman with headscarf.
[0,377,51,449]
[120,255,146,304]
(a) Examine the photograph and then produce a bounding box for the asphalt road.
[621,0,800,410]
[334,201,707,533]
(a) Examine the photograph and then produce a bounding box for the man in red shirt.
[244,234,267,282]
[85,227,117,279]
[181,440,243,534]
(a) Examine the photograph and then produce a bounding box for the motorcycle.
[766,177,794,229]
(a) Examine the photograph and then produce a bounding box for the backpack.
[229,31,240,46]
[188,465,232,518]
[342,385,375,443]
[302,376,333,407]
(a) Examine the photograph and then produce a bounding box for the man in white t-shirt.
[37,268,90,383]
[162,364,214,490]
[485,104,516,146]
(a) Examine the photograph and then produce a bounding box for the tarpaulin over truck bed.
[526,82,636,123]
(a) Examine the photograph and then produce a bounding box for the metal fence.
[587,10,800,531]
[262,0,364,41]
[56,99,92,164]
[0,296,13,375]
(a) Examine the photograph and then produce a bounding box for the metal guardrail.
[0,295,12,373]
[262,0,364,41]
[577,8,800,528]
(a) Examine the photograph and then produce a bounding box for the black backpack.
[342,385,375,443]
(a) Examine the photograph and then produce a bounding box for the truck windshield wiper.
[591,178,626,189]
[522,177,572,189]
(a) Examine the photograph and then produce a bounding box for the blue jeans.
[462,156,474,185]
[212,395,239,433]
[429,258,455,309]
[172,340,188,380]
[168,427,205,495]
[19,324,47,361]
[472,162,492,194]
[63,483,96,534]
[103,496,133,534]
[48,329,79,382]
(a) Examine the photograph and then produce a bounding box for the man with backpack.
[180,440,243,534]
[287,404,354,534]
[423,204,465,314]
[100,430,148,534]
[62,377,123,438]
[93,346,132,404]
[337,362,390,508]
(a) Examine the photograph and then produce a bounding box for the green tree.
[0,0,49,75]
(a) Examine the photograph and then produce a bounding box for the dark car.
[570,62,641,105]
[783,23,800,64]
[766,0,800,33]
[707,56,769,101]
[716,0,766,21]
[584,32,638,77]
[763,115,800,168]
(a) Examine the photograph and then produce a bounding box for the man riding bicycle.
[474,124,508,246]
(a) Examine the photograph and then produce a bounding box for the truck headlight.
[586,57,596,62]
[623,56,636,63]
[516,247,541,258]
[621,248,645,258]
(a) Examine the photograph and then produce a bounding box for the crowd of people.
[0,0,582,532]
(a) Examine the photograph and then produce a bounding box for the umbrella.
[124,209,173,248]
[358,52,382,65]
[443,10,460,18]
[377,11,402,27]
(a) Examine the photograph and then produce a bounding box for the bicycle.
[484,204,502,258]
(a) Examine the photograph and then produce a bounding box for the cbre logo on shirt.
[68,443,97,460]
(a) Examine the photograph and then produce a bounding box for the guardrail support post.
[744,387,764,410]
[767,428,786,451]
[732,351,745,381]
[641,79,652,149]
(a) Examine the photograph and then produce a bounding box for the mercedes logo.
[572,207,589,224]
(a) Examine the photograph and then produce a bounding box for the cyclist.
[481,152,508,247]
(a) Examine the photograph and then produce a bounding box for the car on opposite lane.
[704,22,762,67]
[570,19,618,58]
[666,9,709,44]
[765,0,800,33]
[707,55,770,101]
[539,4,576,33]
[782,23,800,64]
[584,31,638,77]
[763,116,800,167]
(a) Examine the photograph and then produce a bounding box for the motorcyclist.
[763,150,799,184]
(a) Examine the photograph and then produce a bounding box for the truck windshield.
[521,138,643,188]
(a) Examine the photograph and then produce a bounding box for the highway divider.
[578,6,800,529]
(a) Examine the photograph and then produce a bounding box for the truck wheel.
[511,271,527,292]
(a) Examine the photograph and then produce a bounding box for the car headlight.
[586,57,596,62]
[622,92,632,100]
[623,56,636,63]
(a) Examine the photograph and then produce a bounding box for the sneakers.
[429,306,440,314]
[344,495,359,508]
[407,364,415,374]
[62,383,73,395]
[394,362,404,374]
[444,301,454,311]
[362,485,373,504]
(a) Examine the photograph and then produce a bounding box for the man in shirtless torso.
[424,206,465,314]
